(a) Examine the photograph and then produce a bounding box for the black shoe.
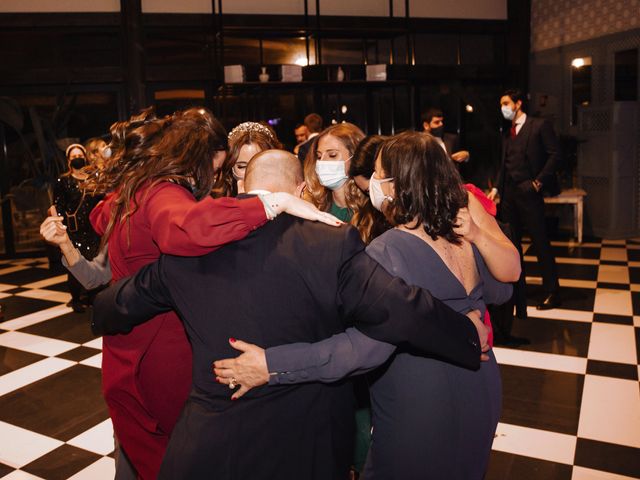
[536,292,561,310]
[67,300,85,313]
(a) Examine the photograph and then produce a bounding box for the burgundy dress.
[90,182,267,480]
[464,183,497,346]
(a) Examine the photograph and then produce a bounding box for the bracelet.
[258,194,278,220]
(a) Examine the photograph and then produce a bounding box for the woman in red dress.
[90,107,339,479]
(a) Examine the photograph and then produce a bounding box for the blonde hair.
[304,123,375,242]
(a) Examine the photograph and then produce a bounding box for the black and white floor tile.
[0,240,639,479]
[0,258,112,480]
[488,238,640,480]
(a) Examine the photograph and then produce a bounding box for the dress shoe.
[536,293,561,310]
[67,300,86,314]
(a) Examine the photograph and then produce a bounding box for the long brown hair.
[213,122,282,198]
[350,135,391,244]
[96,107,228,246]
[380,131,468,244]
[304,122,367,202]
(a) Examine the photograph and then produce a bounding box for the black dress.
[53,175,103,303]
[363,229,510,480]
[53,175,102,259]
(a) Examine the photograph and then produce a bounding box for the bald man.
[93,149,484,479]
[243,149,306,198]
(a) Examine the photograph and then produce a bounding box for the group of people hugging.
[40,106,521,480]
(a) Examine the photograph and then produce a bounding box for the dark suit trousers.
[500,177,559,296]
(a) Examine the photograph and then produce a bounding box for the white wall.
[142,0,212,14]
[409,0,506,19]
[0,0,507,19]
[0,0,119,12]
[214,0,506,18]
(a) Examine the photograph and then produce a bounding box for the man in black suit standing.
[422,107,470,163]
[93,150,486,480]
[488,89,561,312]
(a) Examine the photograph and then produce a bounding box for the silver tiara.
[228,122,275,143]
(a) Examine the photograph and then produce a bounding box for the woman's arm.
[40,213,112,289]
[63,247,112,290]
[144,184,342,256]
[457,192,521,283]
[474,247,513,307]
[267,328,395,383]
[212,328,396,399]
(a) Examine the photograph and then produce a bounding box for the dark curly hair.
[380,131,468,244]
[93,107,228,248]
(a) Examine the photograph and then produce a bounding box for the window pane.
[262,37,309,65]
[321,39,363,64]
[460,34,497,65]
[571,58,592,126]
[223,37,260,65]
[615,49,638,101]
[414,34,459,65]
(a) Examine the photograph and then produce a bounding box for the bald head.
[244,149,305,195]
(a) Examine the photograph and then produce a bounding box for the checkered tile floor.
[0,238,639,479]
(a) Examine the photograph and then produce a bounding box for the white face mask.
[316,160,348,190]
[501,105,516,121]
[232,164,243,181]
[369,173,394,211]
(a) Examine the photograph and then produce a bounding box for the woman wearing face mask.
[215,132,515,479]
[305,123,367,224]
[348,135,392,244]
[305,123,376,476]
[53,143,104,312]
[87,107,341,480]
[214,122,282,197]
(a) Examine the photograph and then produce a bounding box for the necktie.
[510,124,517,138]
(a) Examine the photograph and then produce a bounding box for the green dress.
[329,202,352,223]
[329,202,371,473]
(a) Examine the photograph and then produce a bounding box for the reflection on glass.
[262,37,314,65]
[571,57,592,126]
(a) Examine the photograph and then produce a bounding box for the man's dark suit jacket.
[497,116,561,196]
[296,134,317,165]
[442,132,460,158]
[93,215,480,480]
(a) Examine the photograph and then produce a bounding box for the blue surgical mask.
[501,105,516,121]
[316,160,348,190]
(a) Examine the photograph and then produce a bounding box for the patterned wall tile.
[532,0,640,51]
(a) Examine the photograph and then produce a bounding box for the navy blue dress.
[363,229,508,480]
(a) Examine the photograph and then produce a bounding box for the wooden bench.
[543,188,587,244]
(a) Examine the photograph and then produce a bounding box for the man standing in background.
[422,107,470,163]
[297,113,323,163]
[488,88,561,312]
[293,123,309,156]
